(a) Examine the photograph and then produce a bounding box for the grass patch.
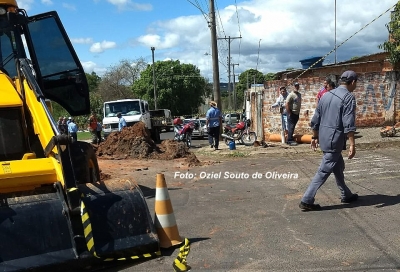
[224,151,248,157]
[77,131,93,141]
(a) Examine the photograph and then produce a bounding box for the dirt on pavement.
[94,122,204,181]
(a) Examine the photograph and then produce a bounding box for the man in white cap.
[206,101,222,150]
[299,70,358,211]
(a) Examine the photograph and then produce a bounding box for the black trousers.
[96,131,102,143]
[208,126,220,148]
[287,113,299,143]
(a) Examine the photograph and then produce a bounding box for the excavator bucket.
[0,192,76,271]
[0,180,159,271]
[78,179,160,259]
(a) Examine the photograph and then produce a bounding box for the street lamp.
[151,47,157,109]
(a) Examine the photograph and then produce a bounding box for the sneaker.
[341,193,358,203]
[210,144,214,148]
[290,142,298,146]
[299,201,322,211]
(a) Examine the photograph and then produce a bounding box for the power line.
[215,0,226,37]
[234,0,242,37]
[293,2,397,83]
[186,0,209,22]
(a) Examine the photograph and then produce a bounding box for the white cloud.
[62,3,76,11]
[81,61,108,76]
[17,0,34,10]
[81,61,97,73]
[90,41,117,53]
[107,0,152,11]
[71,38,94,44]
[134,0,398,80]
[41,0,53,5]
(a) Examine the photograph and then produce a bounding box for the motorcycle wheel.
[186,134,192,148]
[241,131,257,146]
[224,131,234,146]
[238,131,245,144]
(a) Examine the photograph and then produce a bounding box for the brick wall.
[254,53,400,141]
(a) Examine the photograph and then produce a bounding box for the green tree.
[132,60,209,116]
[86,72,101,92]
[265,72,276,81]
[379,2,400,66]
[233,69,265,111]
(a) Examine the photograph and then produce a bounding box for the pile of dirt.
[95,122,201,165]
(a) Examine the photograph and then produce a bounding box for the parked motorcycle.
[173,118,199,148]
[221,118,257,146]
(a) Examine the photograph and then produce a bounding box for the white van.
[224,113,241,124]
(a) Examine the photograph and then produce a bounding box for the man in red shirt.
[88,111,99,144]
[316,78,333,106]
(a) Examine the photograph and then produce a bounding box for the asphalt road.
[96,146,400,272]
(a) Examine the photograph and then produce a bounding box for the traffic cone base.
[157,225,183,248]
[154,173,183,249]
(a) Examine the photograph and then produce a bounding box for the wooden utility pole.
[232,63,239,111]
[151,47,157,109]
[218,36,241,110]
[209,0,221,112]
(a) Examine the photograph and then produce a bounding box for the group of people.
[271,70,359,211]
[271,78,337,146]
[57,116,78,142]
[56,112,105,144]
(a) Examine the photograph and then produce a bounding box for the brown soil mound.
[96,122,201,165]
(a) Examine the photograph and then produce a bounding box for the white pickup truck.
[102,98,161,142]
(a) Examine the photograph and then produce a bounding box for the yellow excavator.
[0,1,159,271]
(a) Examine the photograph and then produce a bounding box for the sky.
[18,0,399,82]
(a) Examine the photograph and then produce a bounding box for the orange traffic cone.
[154,173,183,248]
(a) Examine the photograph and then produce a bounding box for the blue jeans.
[287,113,299,143]
[301,152,353,204]
[281,114,288,131]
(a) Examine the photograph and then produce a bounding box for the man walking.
[299,71,359,211]
[285,82,302,146]
[206,101,222,150]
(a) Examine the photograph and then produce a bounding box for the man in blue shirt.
[67,118,78,142]
[299,70,358,211]
[117,112,127,131]
[206,101,222,150]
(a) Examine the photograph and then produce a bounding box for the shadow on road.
[160,237,210,257]
[139,185,182,199]
[322,194,400,210]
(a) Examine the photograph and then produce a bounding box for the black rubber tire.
[186,134,192,148]
[241,132,257,146]
[70,141,100,184]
